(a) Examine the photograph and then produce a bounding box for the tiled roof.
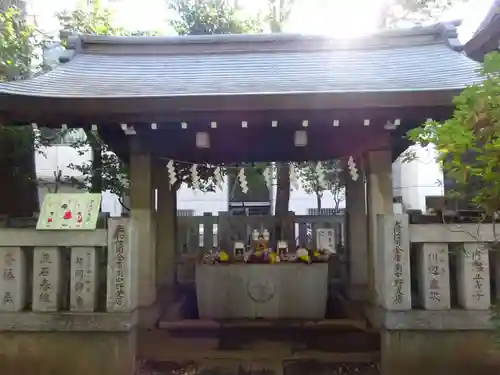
[0,23,481,99]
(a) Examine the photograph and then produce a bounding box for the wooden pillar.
[365,150,393,305]
[130,152,156,307]
[345,158,368,300]
[155,167,177,289]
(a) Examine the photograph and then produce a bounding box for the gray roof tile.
[0,24,481,98]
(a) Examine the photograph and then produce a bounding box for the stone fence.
[372,214,500,330]
[374,214,500,375]
[0,217,138,328]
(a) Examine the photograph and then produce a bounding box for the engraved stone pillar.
[457,243,490,310]
[32,247,62,312]
[107,217,138,312]
[70,247,98,312]
[0,247,26,312]
[418,243,450,310]
[377,214,411,310]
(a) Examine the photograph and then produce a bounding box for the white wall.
[392,145,443,211]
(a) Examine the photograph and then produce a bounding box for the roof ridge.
[64,22,460,55]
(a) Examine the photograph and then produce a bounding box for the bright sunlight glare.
[34,0,486,40]
[112,0,387,37]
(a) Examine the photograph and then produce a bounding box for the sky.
[29,0,494,41]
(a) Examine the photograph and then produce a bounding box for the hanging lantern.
[166,160,177,187]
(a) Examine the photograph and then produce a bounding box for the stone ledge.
[0,310,138,332]
[368,306,494,330]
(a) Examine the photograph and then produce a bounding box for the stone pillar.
[32,247,62,312]
[155,168,177,290]
[0,247,26,312]
[457,243,490,310]
[365,150,393,305]
[130,152,156,307]
[377,214,411,310]
[70,247,98,312]
[418,243,450,310]
[107,217,138,312]
[345,158,368,300]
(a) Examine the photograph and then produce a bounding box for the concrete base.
[381,330,500,375]
[0,330,136,375]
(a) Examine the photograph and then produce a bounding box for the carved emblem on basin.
[247,278,275,303]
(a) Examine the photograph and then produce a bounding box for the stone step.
[139,329,379,362]
[155,319,380,354]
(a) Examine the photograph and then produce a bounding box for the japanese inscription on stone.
[0,247,26,311]
[107,218,136,312]
[70,247,97,311]
[114,225,126,307]
[419,243,450,310]
[428,251,442,302]
[32,248,60,311]
[392,220,405,304]
[458,243,490,310]
[316,228,336,253]
[471,247,486,303]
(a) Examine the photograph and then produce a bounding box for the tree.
[0,6,42,217]
[55,0,157,205]
[406,50,500,338]
[378,0,467,28]
[168,0,262,35]
[267,0,295,32]
[407,51,500,221]
[297,161,344,212]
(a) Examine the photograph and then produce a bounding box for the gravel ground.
[135,360,380,375]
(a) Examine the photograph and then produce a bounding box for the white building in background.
[392,145,444,212]
[35,140,440,216]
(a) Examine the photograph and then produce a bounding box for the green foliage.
[167,0,263,35]
[0,6,39,157]
[58,0,124,36]
[407,51,500,215]
[0,7,38,80]
[55,1,141,199]
[57,0,160,37]
[297,160,344,210]
[381,0,467,28]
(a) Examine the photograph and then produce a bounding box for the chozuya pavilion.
[0,21,496,375]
